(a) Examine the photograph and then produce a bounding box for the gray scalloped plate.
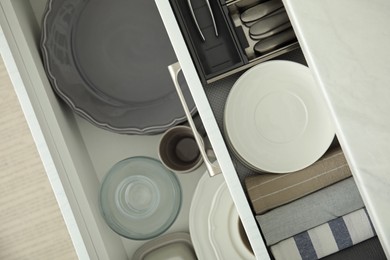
[41,0,196,134]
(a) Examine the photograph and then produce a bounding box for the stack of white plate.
[224,61,335,173]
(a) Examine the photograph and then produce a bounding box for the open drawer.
[155,0,385,259]
[0,0,208,259]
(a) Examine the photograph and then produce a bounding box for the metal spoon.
[240,0,284,24]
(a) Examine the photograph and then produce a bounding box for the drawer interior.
[3,0,206,259]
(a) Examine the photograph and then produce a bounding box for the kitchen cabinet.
[1,0,389,259]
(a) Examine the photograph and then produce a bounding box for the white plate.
[224,61,335,173]
[189,172,255,260]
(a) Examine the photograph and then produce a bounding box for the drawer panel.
[156,0,274,258]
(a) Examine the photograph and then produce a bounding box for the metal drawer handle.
[168,62,221,177]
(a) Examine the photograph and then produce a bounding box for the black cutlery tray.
[169,0,247,82]
[169,0,300,84]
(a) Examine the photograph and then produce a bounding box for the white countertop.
[283,0,390,257]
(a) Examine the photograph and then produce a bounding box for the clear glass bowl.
[99,156,182,240]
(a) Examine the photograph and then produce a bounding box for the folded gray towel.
[256,177,364,245]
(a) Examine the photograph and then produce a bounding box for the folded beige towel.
[245,147,351,214]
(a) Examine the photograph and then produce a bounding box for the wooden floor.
[0,55,78,260]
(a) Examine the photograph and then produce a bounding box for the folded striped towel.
[257,177,364,245]
[245,146,351,214]
[271,208,376,260]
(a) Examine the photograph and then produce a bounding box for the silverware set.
[240,0,284,25]
[187,0,297,55]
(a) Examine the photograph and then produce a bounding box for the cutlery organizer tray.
[169,0,300,83]
[169,0,246,82]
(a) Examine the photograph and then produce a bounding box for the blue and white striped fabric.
[271,208,376,260]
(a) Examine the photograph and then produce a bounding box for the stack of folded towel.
[245,146,379,259]
[255,178,365,245]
